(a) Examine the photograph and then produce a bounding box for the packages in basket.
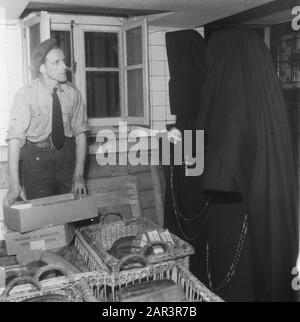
[74,213,194,272]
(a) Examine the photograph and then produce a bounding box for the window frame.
[21,11,50,83]
[50,24,74,83]
[122,18,150,125]
[78,24,124,126]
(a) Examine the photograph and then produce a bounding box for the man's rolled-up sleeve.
[71,89,89,137]
[6,92,31,146]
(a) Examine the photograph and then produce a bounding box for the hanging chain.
[206,213,248,293]
[170,157,248,291]
[170,163,210,241]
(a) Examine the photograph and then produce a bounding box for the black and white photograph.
[0,0,299,306]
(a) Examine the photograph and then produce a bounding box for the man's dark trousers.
[21,138,76,199]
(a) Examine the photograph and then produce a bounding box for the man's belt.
[26,137,74,149]
[26,137,55,149]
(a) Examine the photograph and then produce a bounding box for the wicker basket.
[0,265,102,302]
[74,215,194,272]
[83,259,223,302]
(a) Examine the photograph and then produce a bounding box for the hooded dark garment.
[166,29,207,118]
[197,28,298,302]
[163,30,208,278]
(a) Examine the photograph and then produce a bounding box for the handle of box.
[1,276,42,299]
[114,254,151,274]
[34,264,70,283]
[98,211,124,227]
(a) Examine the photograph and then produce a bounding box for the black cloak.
[163,30,208,278]
[198,28,298,302]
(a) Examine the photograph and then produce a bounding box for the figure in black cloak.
[198,28,298,302]
[164,30,208,278]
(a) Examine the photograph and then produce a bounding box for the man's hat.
[31,38,57,77]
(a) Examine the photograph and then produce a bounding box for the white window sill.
[88,125,164,155]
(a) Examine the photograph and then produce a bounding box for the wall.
[0,22,23,157]
[0,19,23,226]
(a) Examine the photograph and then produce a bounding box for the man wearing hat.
[4,38,89,206]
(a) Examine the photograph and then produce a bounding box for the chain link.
[206,213,248,293]
[170,163,210,241]
[169,161,248,292]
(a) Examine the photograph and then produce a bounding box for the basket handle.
[141,241,175,258]
[115,254,150,273]
[34,264,70,283]
[1,276,42,300]
[99,211,124,225]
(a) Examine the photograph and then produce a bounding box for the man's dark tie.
[52,87,65,149]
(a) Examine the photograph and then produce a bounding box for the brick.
[150,45,166,61]
[149,31,165,46]
[152,106,167,121]
[150,76,166,92]
[151,91,167,106]
[152,121,166,131]
[150,61,166,76]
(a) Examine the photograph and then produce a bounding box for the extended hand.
[72,175,87,199]
[167,127,182,145]
[3,185,27,207]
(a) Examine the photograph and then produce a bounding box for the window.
[22,13,149,127]
[271,22,299,163]
[84,31,120,118]
[277,33,300,89]
[123,20,149,124]
[271,22,300,89]
[126,26,144,117]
